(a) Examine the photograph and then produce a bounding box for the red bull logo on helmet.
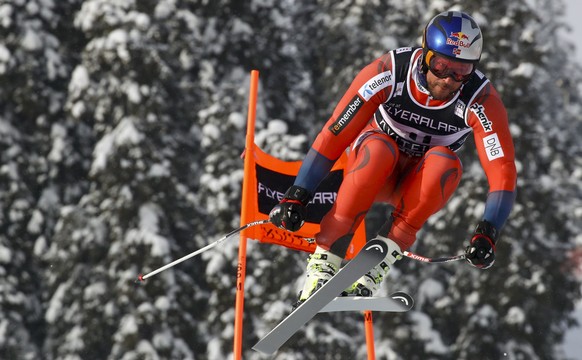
[447,32,471,48]
[450,32,470,40]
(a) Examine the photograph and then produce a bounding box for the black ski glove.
[269,185,311,232]
[465,220,498,269]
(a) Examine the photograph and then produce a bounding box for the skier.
[269,11,517,304]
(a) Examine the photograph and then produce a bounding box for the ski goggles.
[427,53,474,82]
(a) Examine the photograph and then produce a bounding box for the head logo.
[365,243,385,253]
[391,294,411,306]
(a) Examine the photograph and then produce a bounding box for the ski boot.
[293,246,343,309]
[343,236,402,297]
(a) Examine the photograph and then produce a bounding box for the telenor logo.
[358,71,393,101]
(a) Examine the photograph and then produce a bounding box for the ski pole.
[303,237,465,263]
[403,250,465,263]
[137,219,270,282]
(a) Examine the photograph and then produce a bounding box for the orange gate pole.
[233,70,260,360]
[364,310,376,359]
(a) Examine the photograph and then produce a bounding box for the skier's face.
[425,54,472,100]
[426,69,464,100]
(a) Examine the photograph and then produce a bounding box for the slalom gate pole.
[234,69,260,360]
[136,220,269,282]
[364,311,376,360]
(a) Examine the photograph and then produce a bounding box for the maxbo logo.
[329,95,364,135]
[358,71,393,101]
[470,103,493,132]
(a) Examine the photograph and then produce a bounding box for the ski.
[252,238,391,355]
[319,291,414,313]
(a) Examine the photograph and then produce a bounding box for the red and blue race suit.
[293,47,517,253]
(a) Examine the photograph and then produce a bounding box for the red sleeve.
[468,83,517,192]
[311,53,396,161]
